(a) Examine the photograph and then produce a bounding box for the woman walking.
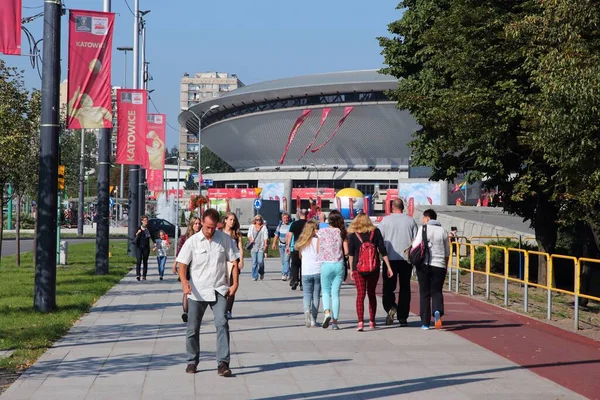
[133,215,152,281]
[223,212,244,319]
[348,213,393,331]
[248,214,268,281]
[172,216,201,322]
[317,213,348,330]
[295,221,322,327]
[152,230,170,280]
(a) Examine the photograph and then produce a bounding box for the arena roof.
[177,70,419,171]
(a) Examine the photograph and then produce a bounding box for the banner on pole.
[279,109,311,164]
[311,106,354,153]
[67,10,114,129]
[0,0,21,55]
[146,114,166,191]
[116,89,148,166]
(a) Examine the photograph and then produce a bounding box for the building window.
[213,84,218,89]
[187,144,199,152]
[219,84,229,91]
[186,134,198,143]
[212,92,218,97]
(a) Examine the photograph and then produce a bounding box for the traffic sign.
[204,179,214,187]
[109,197,115,207]
[253,199,262,210]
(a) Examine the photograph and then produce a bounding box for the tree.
[165,145,179,165]
[193,146,234,174]
[379,0,559,282]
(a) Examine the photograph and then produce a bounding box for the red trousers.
[353,269,380,322]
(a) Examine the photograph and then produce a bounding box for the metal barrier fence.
[448,242,600,330]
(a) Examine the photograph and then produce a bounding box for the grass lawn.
[0,241,134,372]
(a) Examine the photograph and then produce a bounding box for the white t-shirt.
[176,230,240,302]
[300,237,322,276]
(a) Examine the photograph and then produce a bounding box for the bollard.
[59,240,68,265]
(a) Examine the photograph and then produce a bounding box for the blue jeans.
[279,244,290,276]
[186,292,229,365]
[251,250,265,279]
[321,261,345,320]
[302,273,321,321]
[157,256,167,277]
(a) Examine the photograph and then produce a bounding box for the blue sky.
[5,0,402,148]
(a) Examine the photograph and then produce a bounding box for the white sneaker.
[281,274,286,281]
[226,311,232,320]
[305,311,311,328]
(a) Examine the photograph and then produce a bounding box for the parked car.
[147,218,181,240]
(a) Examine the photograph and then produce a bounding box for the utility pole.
[34,0,61,312]
[77,130,85,236]
[95,0,111,274]
[127,0,140,256]
[116,46,133,221]
[138,13,150,218]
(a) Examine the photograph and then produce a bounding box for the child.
[294,221,322,327]
[153,230,170,280]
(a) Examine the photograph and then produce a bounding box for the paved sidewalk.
[2,259,582,399]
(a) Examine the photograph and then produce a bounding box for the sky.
[5,0,402,148]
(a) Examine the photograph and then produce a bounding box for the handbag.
[245,225,263,251]
[409,224,428,270]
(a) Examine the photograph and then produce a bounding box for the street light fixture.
[181,104,220,197]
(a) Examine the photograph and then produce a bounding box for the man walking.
[272,212,292,281]
[286,209,308,290]
[176,208,240,376]
[378,198,418,326]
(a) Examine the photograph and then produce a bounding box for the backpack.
[409,224,428,270]
[355,231,378,274]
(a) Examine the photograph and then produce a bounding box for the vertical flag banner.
[311,106,354,153]
[297,107,331,161]
[146,114,166,192]
[0,0,21,55]
[67,10,114,129]
[279,109,312,164]
[116,89,148,166]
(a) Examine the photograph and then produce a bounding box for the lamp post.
[164,156,183,253]
[117,46,133,221]
[181,104,220,197]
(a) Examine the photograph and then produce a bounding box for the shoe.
[142,276,147,281]
[260,274,264,280]
[386,307,397,326]
[434,311,442,330]
[311,321,320,328]
[185,363,197,374]
[182,313,188,323]
[217,362,232,377]
[421,325,430,330]
[159,276,163,281]
[357,322,364,332]
[253,277,258,281]
[299,284,303,290]
[369,321,376,330]
[136,276,140,281]
[305,311,311,328]
[399,319,408,327]
[291,283,298,290]
[331,324,339,330]
[282,274,287,281]
[226,311,232,320]
[322,312,332,329]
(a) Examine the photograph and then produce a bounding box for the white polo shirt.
[176,230,239,302]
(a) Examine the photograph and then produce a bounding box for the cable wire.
[123,0,136,16]
[149,96,182,134]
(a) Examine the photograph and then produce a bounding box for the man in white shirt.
[177,208,240,376]
[378,198,418,327]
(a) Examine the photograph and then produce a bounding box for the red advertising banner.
[311,106,354,153]
[207,188,259,199]
[67,10,115,129]
[292,188,336,200]
[146,114,166,191]
[167,189,183,199]
[296,195,301,213]
[363,196,370,215]
[279,109,312,164]
[116,89,148,166]
[297,107,331,162]
[0,0,21,55]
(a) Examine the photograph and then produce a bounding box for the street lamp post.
[181,104,220,197]
[164,156,182,255]
[116,46,133,221]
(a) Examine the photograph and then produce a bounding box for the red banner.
[408,197,415,217]
[349,198,355,219]
[67,10,114,129]
[146,114,166,191]
[363,196,370,215]
[116,89,148,166]
[207,188,259,199]
[311,106,354,153]
[279,109,311,164]
[296,195,301,213]
[0,0,21,55]
[168,189,183,199]
[297,108,331,161]
[292,188,336,200]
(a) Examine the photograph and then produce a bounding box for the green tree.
[379,0,559,282]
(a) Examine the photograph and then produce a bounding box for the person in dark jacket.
[134,215,152,281]
[348,213,393,331]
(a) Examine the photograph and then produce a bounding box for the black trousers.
[382,260,413,320]
[290,250,302,284]
[416,265,447,326]
[136,246,150,277]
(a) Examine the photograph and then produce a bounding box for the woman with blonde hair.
[348,213,393,331]
[248,214,269,281]
[295,220,322,327]
[172,216,201,322]
[223,212,244,319]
